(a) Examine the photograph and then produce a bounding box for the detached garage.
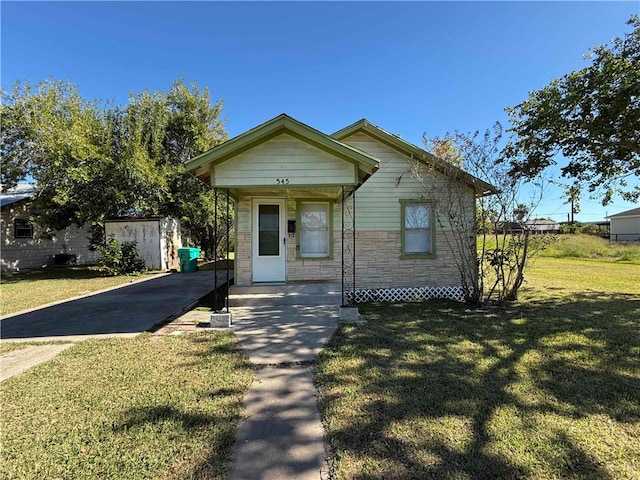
[609,207,640,242]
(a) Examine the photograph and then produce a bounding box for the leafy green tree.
[505,15,640,205]
[0,78,228,255]
[1,80,117,229]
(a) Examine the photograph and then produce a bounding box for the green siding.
[342,132,475,232]
[213,134,356,187]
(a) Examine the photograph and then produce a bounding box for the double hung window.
[401,201,434,257]
[299,202,331,258]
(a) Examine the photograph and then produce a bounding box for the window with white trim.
[401,201,434,257]
[299,202,330,258]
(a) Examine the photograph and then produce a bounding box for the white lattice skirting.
[348,286,464,303]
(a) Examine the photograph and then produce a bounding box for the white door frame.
[251,198,287,282]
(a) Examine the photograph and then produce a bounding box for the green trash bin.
[178,247,201,273]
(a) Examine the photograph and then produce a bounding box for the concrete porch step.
[229,282,342,307]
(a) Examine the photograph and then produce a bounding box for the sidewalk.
[227,286,340,480]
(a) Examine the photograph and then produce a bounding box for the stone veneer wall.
[353,230,461,290]
[285,235,342,283]
[234,228,464,290]
[235,231,252,285]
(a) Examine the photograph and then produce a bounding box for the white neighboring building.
[526,219,560,234]
[1,184,101,271]
[104,217,182,271]
[609,207,640,242]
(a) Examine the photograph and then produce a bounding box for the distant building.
[1,184,101,271]
[508,219,560,234]
[609,207,640,242]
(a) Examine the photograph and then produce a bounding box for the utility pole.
[570,198,575,225]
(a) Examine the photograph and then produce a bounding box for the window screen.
[300,202,329,257]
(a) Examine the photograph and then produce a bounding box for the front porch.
[229,281,341,307]
[227,282,341,364]
[185,114,380,309]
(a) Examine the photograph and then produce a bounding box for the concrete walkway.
[228,284,339,480]
[231,368,328,480]
[231,305,338,365]
[0,343,74,382]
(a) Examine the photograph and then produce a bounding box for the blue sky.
[2,1,638,222]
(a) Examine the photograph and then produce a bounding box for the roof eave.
[186,114,380,175]
[333,119,498,197]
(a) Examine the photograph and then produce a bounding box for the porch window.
[299,201,331,258]
[401,201,435,258]
[14,219,34,239]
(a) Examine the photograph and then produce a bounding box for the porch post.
[352,186,356,300]
[341,186,345,305]
[341,185,356,306]
[225,188,230,313]
[213,187,218,310]
[210,187,232,328]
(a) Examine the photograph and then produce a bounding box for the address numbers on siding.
[276,178,290,185]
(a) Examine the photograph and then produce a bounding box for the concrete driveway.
[0,271,229,342]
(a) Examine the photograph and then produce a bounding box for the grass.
[0,266,158,316]
[538,234,640,263]
[315,258,640,479]
[479,233,640,263]
[1,332,254,480]
[523,257,640,297]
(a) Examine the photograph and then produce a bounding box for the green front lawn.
[316,258,640,479]
[0,266,158,316]
[1,333,254,480]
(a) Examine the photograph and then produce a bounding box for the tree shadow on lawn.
[176,330,250,367]
[111,335,254,479]
[115,403,243,479]
[316,292,640,479]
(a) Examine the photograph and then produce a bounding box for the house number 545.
[276,178,290,185]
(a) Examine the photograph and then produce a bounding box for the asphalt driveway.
[0,271,230,341]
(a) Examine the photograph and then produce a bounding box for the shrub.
[98,237,147,275]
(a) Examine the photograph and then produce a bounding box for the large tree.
[505,15,640,205]
[0,78,228,255]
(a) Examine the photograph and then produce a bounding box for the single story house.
[185,114,494,302]
[609,207,640,242]
[1,184,101,271]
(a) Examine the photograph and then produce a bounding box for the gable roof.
[609,206,640,218]
[186,114,380,182]
[0,184,37,208]
[332,119,497,197]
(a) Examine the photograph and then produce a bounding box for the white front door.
[252,198,286,282]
